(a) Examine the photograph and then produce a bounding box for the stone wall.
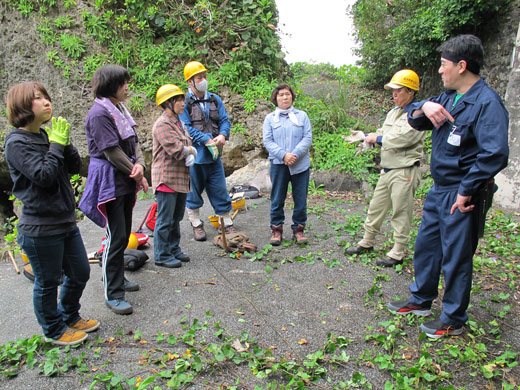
[495,22,520,210]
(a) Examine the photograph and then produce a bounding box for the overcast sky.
[275,0,360,67]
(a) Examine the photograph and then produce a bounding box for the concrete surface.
[0,193,518,388]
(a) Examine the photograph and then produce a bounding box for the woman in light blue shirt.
[262,84,312,245]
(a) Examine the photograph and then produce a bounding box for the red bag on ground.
[138,202,157,233]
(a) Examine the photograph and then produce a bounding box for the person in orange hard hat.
[179,61,235,242]
[345,69,426,267]
[152,84,195,268]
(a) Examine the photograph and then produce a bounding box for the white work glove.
[341,129,366,144]
[185,154,195,167]
[183,146,195,158]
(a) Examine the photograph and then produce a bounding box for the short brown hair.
[6,82,51,128]
[270,84,296,107]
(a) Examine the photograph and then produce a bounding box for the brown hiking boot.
[224,224,238,234]
[293,224,308,244]
[192,224,206,241]
[270,225,283,246]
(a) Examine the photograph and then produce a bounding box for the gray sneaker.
[387,299,431,316]
[105,299,133,315]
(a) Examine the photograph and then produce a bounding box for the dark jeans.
[18,226,90,339]
[103,193,134,301]
[154,190,187,263]
[269,163,310,230]
[186,160,232,215]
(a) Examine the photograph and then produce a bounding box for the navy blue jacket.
[408,78,509,196]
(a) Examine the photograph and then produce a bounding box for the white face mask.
[194,79,208,93]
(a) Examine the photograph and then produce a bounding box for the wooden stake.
[220,217,228,252]
[7,250,20,274]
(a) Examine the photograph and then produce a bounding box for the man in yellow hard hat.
[388,35,509,339]
[179,61,235,241]
[345,69,426,267]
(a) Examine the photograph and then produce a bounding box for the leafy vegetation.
[351,0,513,86]
[5,0,287,100]
[1,200,518,388]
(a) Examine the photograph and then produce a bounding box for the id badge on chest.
[447,124,461,146]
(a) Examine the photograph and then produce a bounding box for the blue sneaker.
[155,258,182,268]
[175,252,190,263]
[105,299,133,315]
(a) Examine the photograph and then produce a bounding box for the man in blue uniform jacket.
[387,34,509,338]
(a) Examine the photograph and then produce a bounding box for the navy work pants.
[408,186,479,327]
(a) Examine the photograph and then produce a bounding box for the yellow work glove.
[48,116,70,146]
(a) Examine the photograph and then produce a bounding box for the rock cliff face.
[1,0,520,215]
[0,6,271,199]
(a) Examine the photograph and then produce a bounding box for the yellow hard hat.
[384,69,420,91]
[156,84,185,106]
[184,61,207,81]
[127,233,139,250]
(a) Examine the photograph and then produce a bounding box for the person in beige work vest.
[346,69,426,267]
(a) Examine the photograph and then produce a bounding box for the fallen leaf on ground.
[298,339,308,345]
[231,339,250,352]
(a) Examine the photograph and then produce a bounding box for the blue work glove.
[206,142,219,160]
[47,116,70,146]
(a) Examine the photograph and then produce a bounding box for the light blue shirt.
[262,108,312,175]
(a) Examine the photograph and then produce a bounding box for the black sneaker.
[376,257,403,267]
[420,318,463,339]
[387,299,432,316]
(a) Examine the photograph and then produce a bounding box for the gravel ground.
[1,192,518,389]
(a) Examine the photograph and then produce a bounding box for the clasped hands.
[46,116,70,146]
[283,152,297,166]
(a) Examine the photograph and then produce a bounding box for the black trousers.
[102,193,134,300]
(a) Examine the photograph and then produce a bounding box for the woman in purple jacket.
[79,65,148,315]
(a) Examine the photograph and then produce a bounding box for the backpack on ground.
[229,185,260,199]
[94,248,149,271]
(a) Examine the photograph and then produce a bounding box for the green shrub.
[311,131,379,186]
[351,0,513,86]
[58,33,86,59]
